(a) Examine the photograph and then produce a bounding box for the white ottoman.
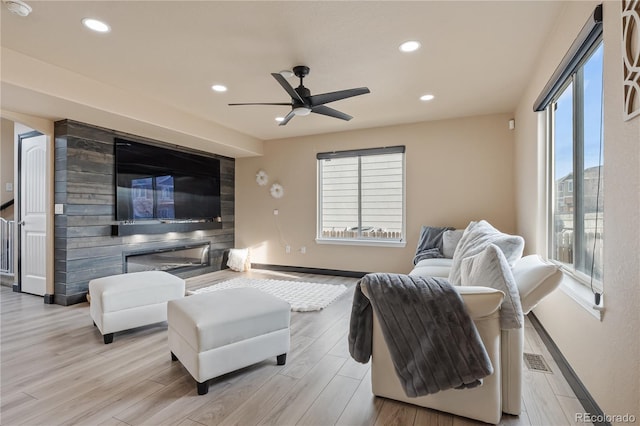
[89,271,185,344]
[168,288,291,395]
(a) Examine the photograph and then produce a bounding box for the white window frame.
[547,40,603,285]
[316,146,406,247]
[546,108,603,320]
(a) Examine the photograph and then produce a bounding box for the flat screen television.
[115,139,221,222]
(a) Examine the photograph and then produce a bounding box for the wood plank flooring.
[1,269,584,425]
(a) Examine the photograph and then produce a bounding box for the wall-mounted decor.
[270,183,284,199]
[256,169,269,186]
[622,0,640,121]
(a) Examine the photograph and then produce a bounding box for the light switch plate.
[54,204,64,215]
[5,183,13,192]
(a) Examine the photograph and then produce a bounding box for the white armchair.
[364,254,562,424]
[363,285,506,424]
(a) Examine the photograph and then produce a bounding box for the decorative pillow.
[442,229,464,258]
[227,248,251,272]
[461,244,523,329]
[448,220,525,286]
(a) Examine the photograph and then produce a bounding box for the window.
[546,35,604,290]
[317,146,405,246]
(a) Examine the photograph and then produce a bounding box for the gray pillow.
[461,244,523,329]
[442,229,464,258]
[448,220,524,286]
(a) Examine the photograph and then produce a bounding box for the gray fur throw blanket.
[348,273,493,397]
[413,225,454,265]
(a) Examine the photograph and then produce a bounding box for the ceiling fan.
[229,65,370,126]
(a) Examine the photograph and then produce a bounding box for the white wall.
[236,113,515,274]
[1,118,15,219]
[514,1,640,419]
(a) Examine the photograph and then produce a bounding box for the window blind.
[318,146,405,240]
[533,4,602,112]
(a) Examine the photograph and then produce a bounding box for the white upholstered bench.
[89,271,185,344]
[168,288,291,395]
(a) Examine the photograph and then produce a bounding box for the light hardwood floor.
[1,269,585,425]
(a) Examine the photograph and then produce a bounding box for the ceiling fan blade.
[311,105,353,121]
[309,87,370,106]
[278,111,296,126]
[271,73,304,103]
[228,102,293,106]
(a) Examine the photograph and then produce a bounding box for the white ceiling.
[1,1,563,147]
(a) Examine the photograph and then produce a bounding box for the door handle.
[18,220,25,226]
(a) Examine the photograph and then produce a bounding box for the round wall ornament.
[270,183,284,199]
[256,170,269,186]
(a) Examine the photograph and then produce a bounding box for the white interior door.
[20,133,47,296]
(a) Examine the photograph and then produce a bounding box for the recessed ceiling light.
[399,40,421,53]
[211,84,227,92]
[3,0,32,17]
[82,18,110,33]
[420,94,435,101]
[275,117,285,122]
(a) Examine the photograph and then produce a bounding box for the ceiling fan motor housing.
[292,65,310,78]
[294,86,311,102]
[293,65,311,103]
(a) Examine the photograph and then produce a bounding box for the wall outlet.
[54,204,64,215]
[300,246,306,254]
[5,183,13,192]
[285,245,291,254]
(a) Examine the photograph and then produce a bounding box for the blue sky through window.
[555,83,573,179]
[582,44,603,171]
[554,43,603,179]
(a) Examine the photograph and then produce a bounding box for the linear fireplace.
[125,243,210,274]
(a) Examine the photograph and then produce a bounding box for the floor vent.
[523,352,552,373]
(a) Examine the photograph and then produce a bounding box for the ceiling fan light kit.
[229,65,370,126]
[279,70,294,78]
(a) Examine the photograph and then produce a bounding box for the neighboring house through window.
[316,146,405,246]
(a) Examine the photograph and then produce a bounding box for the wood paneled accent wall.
[54,120,234,305]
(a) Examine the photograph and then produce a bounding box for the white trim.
[315,238,406,248]
[316,161,322,240]
[316,148,406,242]
[401,151,407,245]
[558,268,603,320]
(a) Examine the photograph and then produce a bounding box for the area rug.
[187,277,349,312]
